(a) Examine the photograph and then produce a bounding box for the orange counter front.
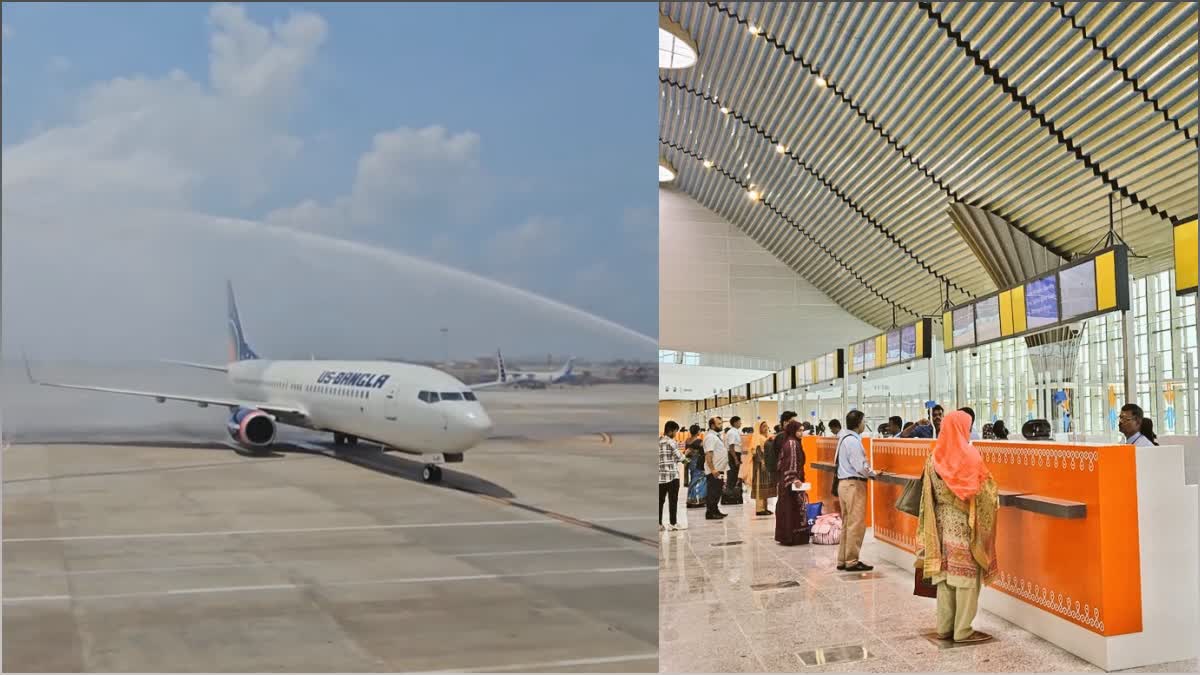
[869,438,1139,636]
[853,437,1199,671]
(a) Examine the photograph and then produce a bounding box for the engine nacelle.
[227,407,276,448]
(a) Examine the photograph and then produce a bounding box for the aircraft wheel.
[422,464,442,483]
[333,432,345,446]
[346,435,358,446]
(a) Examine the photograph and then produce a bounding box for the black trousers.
[705,474,724,516]
[658,479,680,525]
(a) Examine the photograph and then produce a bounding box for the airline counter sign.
[317,370,391,388]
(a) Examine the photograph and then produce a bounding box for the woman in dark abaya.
[774,419,811,546]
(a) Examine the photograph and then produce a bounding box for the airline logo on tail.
[555,358,575,382]
[227,281,260,362]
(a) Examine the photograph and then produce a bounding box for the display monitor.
[862,338,876,369]
[975,296,1001,342]
[852,343,864,373]
[1026,275,1059,329]
[952,305,975,349]
[1059,259,1097,318]
[901,325,916,360]
[886,331,901,364]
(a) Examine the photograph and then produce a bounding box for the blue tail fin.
[227,280,259,362]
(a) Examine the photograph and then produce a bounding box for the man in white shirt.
[703,417,729,520]
[724,416,744,495]
[1119,403,1157,447]
[836,410,877,572]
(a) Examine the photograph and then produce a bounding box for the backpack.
[764,434,781,472]
[811,513,842,545]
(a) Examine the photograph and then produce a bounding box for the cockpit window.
[463,391,477,401]
[418,391,441,403]
[440,392,464,401]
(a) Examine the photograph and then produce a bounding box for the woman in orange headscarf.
[916,409,999,644]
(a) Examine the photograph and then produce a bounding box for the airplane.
[24,281,498,483]
[472,349,575,389]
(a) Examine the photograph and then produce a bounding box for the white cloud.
[265,125,488,237]
[2,4,325,212]
[487,217,563,261]
[207,3,326,102]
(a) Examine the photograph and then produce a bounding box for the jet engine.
[227,407,276,448]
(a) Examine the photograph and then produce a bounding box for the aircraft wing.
[469,379,510,391]
[25,362,308,418]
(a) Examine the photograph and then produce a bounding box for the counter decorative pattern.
[980,445,1099,472]
[992,571,1106,632]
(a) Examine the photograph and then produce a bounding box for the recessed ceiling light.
[748,24,761,35]
[702,159,714,169]
[659,163,676,183]
[719,106,730,115]
[660,16,699,71]
[815,76,828,88]
[776,144,787,154]
[747,189,761,201]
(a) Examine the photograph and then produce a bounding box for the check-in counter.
[861,437,1198,671]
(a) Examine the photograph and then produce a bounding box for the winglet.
[496,349,507,383]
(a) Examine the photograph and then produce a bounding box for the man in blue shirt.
[836,410,877,571]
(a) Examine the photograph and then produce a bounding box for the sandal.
[954,631,993,644]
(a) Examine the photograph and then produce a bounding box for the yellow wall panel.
[1096,250,1117,310]
[942,311,952,348]
[999,290,1014,336]
[916,321,925,358]
[1175,220,1198,293]
[1012,286,1027,333]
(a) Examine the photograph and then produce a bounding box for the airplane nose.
[459,409,492,441]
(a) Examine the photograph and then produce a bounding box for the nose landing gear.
[421,464,443,483]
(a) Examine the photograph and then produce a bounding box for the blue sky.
[1,3,659,360]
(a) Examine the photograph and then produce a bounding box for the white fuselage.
[227,360,492,453]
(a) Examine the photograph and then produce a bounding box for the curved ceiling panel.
[660,1,1198,329]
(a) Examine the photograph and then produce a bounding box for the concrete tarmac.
[3,383,658,672]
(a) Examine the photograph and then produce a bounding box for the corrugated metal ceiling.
[660,1,1197,329]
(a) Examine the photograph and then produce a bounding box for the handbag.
[830,435,849,498]
[914,564,937,598]
[895,475,923,517]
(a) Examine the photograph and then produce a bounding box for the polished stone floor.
[658,487,1198,673]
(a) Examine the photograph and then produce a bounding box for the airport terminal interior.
[658,2,1198,674]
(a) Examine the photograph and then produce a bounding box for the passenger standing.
[724,416,744,496]
[827,419,842,437]
[991,420,1009,440]
[703,417,728,519]
[959,407,981,440]
[774,419,810,546]
[836,410,876,571]
[931,405,945,436]
[917,410,999,644]
[684,425,707,507]
[658,421,686,531]
[751,420,778,516]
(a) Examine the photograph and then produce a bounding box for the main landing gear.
[333,432,358,447]
[422,464,443,483]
